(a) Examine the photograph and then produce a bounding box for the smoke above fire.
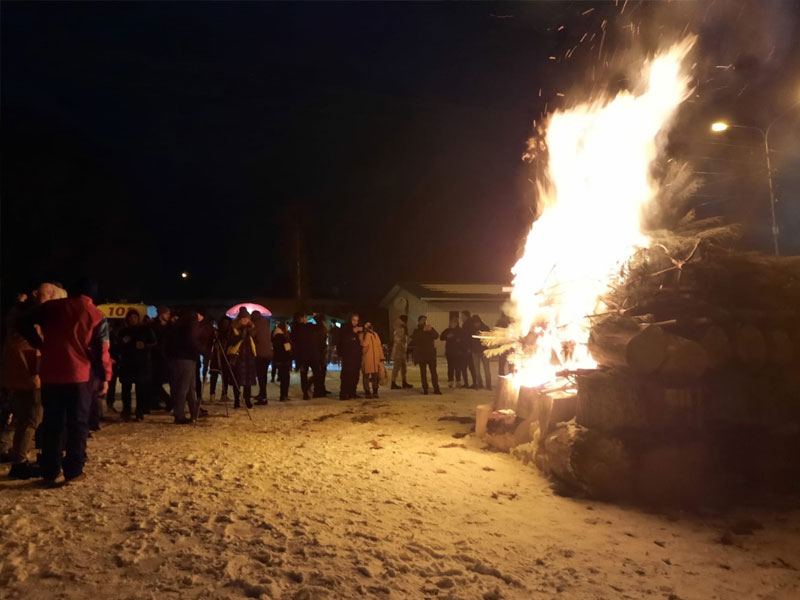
[495,37,697,388]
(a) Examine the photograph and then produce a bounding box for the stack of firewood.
[587,218,800,382]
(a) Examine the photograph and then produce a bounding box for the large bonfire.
[489,37,697,388]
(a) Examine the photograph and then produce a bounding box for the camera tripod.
[208,336,254,421]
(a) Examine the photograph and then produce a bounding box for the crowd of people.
[395,310,501,396]
[1,279,504,486]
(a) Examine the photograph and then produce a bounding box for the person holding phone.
[271,322,292,402]
[410,315,441,395]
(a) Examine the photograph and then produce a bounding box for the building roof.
[380,282,510,307]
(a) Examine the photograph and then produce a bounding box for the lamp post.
[711,101,800,256]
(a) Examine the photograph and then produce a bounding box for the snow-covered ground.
[2,368,799,600]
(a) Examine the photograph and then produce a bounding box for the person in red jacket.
[23,278,112,486]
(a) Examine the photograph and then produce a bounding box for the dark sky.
[3,2,799,305]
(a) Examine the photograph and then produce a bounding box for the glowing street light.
[181,271,189,279]
[711,100,800,256]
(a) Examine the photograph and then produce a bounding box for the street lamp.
[181,271,189,279]
[711,101,800,256]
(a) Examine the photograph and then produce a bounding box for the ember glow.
[505,38,696,388]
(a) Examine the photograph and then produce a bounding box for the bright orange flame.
[507,38,695,388]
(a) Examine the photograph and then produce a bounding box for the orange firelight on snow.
[505,37,696,388]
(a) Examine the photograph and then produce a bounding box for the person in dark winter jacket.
[291,313,319,400]
[228,309,257,408]
[271,322,292,402]
[195,312,214,402]
[311,314,330,396]
[409,315,441,395]
[460,310,477,387]
[149,306,173,410]
[439,316,467,388]
[117,309,156,421]
[251,310,273,404]
[470,314,492,391]
[164,309,203,423]
[337,314,363,400]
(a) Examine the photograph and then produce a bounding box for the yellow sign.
[98,303,149,320]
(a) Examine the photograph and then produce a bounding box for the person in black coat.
[409,315,441,395]
[291,313,319,400]
[228,310,256,409]
[439,316,467,388]
[251,310,273,403]
[460,310,477,387]
[118,309,157,421]
[164,309,204,424]
[311,313,330,396]
[271,322,292,402]
[149,306,173,410]
[337,314,363,400]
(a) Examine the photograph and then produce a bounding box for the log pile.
[588,221,800,380]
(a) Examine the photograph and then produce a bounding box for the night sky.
[3,2,799,305]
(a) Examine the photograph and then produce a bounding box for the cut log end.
[588,317,666,374]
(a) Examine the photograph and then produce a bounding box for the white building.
[379,282,510,357]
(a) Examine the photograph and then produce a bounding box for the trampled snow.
[2,368,799,599]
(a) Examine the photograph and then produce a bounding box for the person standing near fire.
[360,321,384,399]
[251,310,272,404]
[440,316,467,388]
[291,313,319,400]
[390,315,412,390]
[149,306,172,411]
[165,309,204,422]
[470,314,492,391]
[410,315,441,395]
[311,313,330,396]
[460,310,477,388]
[21,278,112,485]
[117,308,156,421]
[338,313,363,400]
[227,308,257,409]
[271,322,292,402]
